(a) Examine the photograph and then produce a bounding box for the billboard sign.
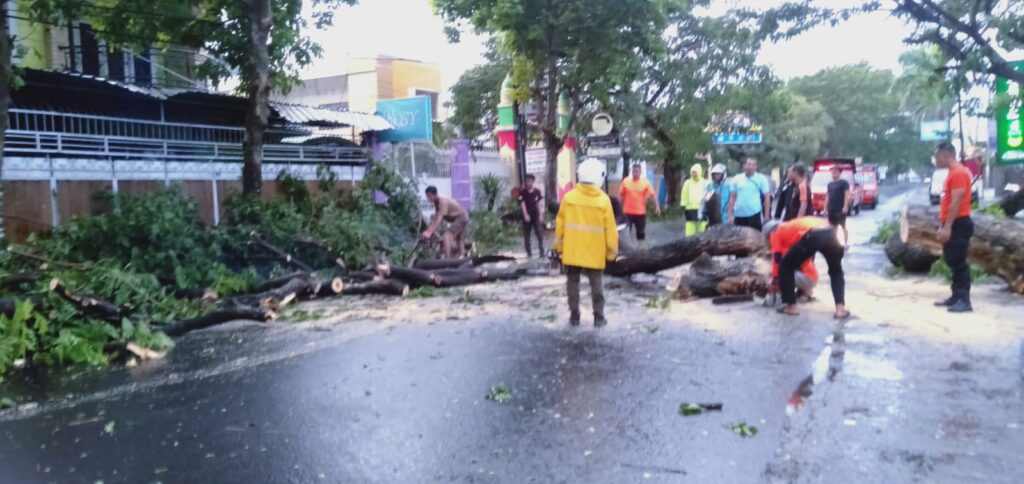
[377,96,433,142]
[920,120,950,141]
[996,60,1024,165]
[586,134,621,157]
[712,132,763,145]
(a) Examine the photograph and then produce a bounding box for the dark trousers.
[943,216,974,304]
[567,266,605,319]
[626,214,647,240]
[780,228,845,305]
[522,216,544,257]
[734,214,763,232]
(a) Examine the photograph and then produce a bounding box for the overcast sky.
[301,0,914,89]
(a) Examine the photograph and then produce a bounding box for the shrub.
[468,210,518,254]
[871,214,901,244]
[474,175,506,213]
[928,259,991,283]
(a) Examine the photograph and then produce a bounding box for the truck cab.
[811,158,863,215]
[857,165,880,209]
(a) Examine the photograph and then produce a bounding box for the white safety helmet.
[710,163,727,176]
[762,219,781,237]
[577,158,606,185]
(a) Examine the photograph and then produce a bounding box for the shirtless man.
[421,186,470,258]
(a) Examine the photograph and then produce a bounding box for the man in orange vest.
[765,217,849,319]
[618,163,661,245]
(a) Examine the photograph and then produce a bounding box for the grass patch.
[644,295,671,310]
[485,384,512,404]
[870,213,901,244]
[407,286,446,299]
[928,260,992,283]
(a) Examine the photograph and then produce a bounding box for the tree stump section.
[884,235,938,273]
[901,204,1024,293]
[673,253,769,299]
[605,225,764,277]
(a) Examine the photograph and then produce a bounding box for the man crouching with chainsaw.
[764,217,850,319]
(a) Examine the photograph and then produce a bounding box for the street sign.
[920,120,950,141]
[585,134,621,157]
[592,113,614,136]
[996,61,1024,165]
[712,132,763,145]
[377,96,433,142]
[525,148,547,174]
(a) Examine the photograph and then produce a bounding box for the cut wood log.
[341,279,410,297]
[605,225,765,277]
[253,272,310,293]
[161,307,276,337]
[901,204,1024,293]
[884,236,938,273]
[386,266,441,287]
[346,271,380,283]
[250,233,314,272]
[229,275,320,309]
[413,255,516,270]
[672,254,769,299]
[314,277,345,298]
[49,279,127,325]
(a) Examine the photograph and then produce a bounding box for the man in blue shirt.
[727,157,771,232]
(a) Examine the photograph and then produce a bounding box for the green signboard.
[996,61,1024,165]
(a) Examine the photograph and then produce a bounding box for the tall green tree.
[435,0,675,200]
[788,63,932,173]
[19,0,355,195]
[447,40,510,145]
[760,93,833,166]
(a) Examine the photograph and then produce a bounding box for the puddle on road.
[787,320,906,415]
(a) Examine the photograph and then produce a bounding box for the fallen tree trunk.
[901,204,1024,293]
[0,272,40,290]
[312,277,345,299]
[341,279,409,297]
[673,254,768,299]
[383,265,441,287]
[605,225,764,277]
[229,275,320,310]
[884,236,938,273]
[161,307,276,337]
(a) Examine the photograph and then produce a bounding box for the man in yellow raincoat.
[680,163,708,236]
[554,158,619,327]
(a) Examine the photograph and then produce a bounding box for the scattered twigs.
[49,279,128,325]
[8,246,87,270]
[249,232,314,272]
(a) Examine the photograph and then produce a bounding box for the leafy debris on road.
[103,421,115,436]
[644,295,670,310]
[486,384,512,404]
[678,402,723,416]
[730,422,758,437]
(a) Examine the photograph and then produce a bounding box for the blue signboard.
[920,120,950,141]
[712,132,763,145]
[377,96,433,142]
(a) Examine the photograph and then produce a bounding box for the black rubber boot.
[569,313,581,327]
[947,300,973,313]
[934,296,958,307]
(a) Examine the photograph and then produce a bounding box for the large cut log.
[901,204,1024,293]
[884,235,938,273]
[999,189,1024,217]
[673,254,768,299]
[229,275,320,310]
[341,279,410,297]
[384,266,441,287]
[161,307,276,337]
[605,224,765,277]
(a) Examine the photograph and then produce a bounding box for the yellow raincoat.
[680,164,707,210]
[680,164,708,236]
[554,184,619,270]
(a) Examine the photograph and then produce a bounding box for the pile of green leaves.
[467,210,517,255]
[870,214,901,244]
[928,260,991,284]
[0,165,421,377]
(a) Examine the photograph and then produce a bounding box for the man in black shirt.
[519,174,545,257]
[825,165,851,245]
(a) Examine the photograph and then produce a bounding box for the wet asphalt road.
[1,184,1022,483]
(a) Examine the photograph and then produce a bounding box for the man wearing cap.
[705,163,730,227]
[554,158,619,327]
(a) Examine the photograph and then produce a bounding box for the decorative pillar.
[496,74,519,186]
[556,90,577,201]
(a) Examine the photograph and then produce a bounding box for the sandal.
[776,306,800,316]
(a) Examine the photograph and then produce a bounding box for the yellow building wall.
[346,57,380,113]
[387,60,441,99]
